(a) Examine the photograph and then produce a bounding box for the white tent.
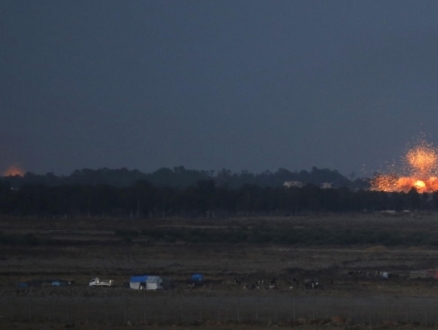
[129,275,163,290]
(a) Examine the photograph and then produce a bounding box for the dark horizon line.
[2,165,371,180]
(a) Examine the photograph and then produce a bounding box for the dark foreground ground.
[2,322,438,330]
[2,213,438,328]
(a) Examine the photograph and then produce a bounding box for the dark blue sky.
[2,1,438,176]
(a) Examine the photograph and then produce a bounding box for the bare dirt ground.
[2,213,438,328]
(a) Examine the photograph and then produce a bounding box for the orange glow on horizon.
[3,166,25,177]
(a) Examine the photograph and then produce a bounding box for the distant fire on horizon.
[371,139,438,193]
[3,165,25,177]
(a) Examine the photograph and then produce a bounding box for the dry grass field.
[2,213,438,329]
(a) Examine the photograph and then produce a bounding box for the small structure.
[129,275,163,290]
[380,272,389,280]
[320,182,333,189]
[283,181,303,188]
[188,273,204,288]
[190,273,204,283]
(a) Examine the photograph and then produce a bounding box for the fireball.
[371,139,438,193]
[414,180,426,190]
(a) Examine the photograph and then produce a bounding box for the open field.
[2,213,438,328]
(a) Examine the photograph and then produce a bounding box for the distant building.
[283,181,303,188]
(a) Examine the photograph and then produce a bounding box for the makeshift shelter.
[191,274,204,283]
[129,275,163,290]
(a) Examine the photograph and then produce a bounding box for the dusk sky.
[2,1,438,177]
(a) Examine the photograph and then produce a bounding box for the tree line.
[0,179,434,218]
[3,166,368,190]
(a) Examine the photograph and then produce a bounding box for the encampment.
[17,279,74,287]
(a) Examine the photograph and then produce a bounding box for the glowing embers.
[406,144,438,177]
[371,140,438,193]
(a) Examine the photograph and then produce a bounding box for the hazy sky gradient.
[2,1,438,176]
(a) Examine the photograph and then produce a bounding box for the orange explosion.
[371,140,438,193]
[3,166,25,177]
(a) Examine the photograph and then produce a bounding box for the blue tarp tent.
[191,274,204,282]
[130,276,148,283]
[129,275,163,290]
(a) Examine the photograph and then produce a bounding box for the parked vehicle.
[89,277,114,287]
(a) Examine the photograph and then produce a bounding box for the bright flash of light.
[371,139,438,193]
[414,180,426,189]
